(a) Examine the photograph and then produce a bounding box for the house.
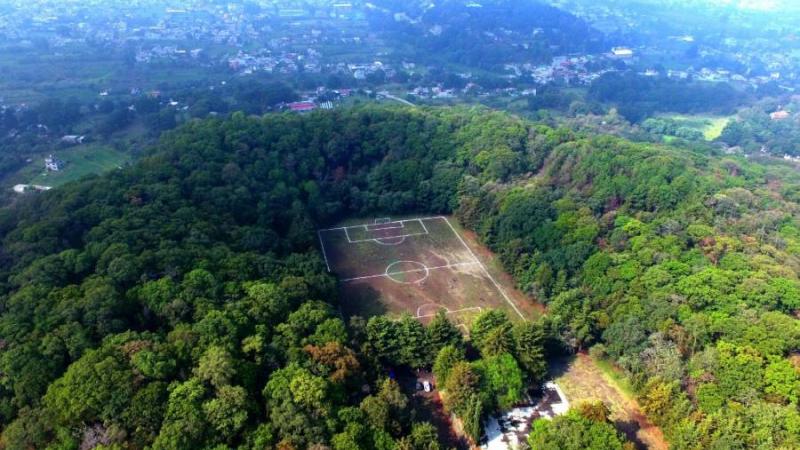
[611,47,634,58]
[288,102,316,113]
[45,154,65,171]
[60,135,85,145]
[771,110,791,120]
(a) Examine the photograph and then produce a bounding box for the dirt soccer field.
[318,216,532,327]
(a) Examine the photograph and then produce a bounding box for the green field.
[25,145,130,187]
[661,114,732,140]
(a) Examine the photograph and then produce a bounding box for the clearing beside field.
[660,114,732,141]
[6,144,131,189]
[318,216,538,327]
[553,353,668,450]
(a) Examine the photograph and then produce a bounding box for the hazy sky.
[693,0,798,11]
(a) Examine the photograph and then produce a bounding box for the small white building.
[45,155,64,171]
[611,47,634,58]
[60,135,85,145]
[482,382,569,450]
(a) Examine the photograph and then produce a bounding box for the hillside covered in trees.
[0,106,799,449]
[367,0,605,69]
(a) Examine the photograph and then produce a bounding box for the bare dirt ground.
[456,225,546,319]
[323,216,535,324]
[553,353,668,450]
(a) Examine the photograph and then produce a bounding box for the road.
[378,91,416,107]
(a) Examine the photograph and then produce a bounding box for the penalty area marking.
[318,216,450,233]
[373,236,406,246]
[414,305,483,319]
[322,217,431,244]
[366,221,405,232]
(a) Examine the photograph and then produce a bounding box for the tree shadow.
[411,390,470,450]
[546,354,576,380]
[614,419,649,450]
[339,283,388,317]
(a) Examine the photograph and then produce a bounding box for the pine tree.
[463,394,484,443]
[426,310,463,353]
[398,314,431,368]
[444,362,480,416]
[513,321,547,382]
[470,310,511,352]
[433,345,466,385]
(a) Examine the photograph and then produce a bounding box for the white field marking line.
[348,218,429,243]
[416,303,447,317]
[366,221,405,231]
[372,236,406,246]
[385,260,430,284]
[343,226,354,243]
[415,306,483,319]
[348,231,427,244]
[441,216,527,321]
[317,230,332,272]
[317,216,446,232]
[420,218,429,235]
[341,261,479,282]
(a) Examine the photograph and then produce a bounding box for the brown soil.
[458,226,546,317]
[554,354,669,450]
[334,216,539,324]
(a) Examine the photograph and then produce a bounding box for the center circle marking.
[385,260,430,284]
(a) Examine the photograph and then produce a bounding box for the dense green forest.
[0,106,799,449]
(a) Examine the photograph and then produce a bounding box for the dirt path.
[553,353,668,450]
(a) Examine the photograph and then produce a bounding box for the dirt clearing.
[553,353,668,450]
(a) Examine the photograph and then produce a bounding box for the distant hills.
[366,0,606,68]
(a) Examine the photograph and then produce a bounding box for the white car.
[423,380,432,392]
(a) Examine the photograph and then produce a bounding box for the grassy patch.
[27,145,130,187]
[661,114,732,140]
[591,355,636,399]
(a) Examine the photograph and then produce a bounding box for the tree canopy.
[1,105,800,448]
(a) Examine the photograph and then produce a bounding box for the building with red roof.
[288,101,317,113]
